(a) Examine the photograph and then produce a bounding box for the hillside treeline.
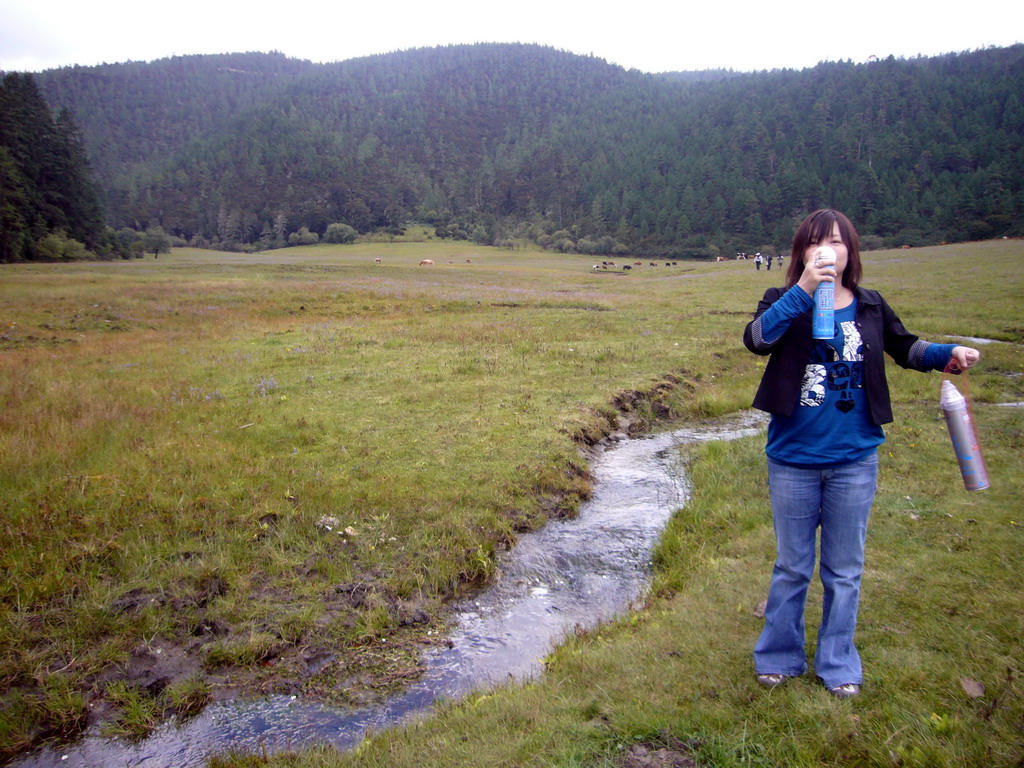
[0,73,108,261]
[25,43,1024,257]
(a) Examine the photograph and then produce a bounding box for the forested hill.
[35,52,318,183]
[34,43,1024,257]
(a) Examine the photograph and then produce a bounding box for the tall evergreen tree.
[52,108,105,248]
[0,147,31,261]
[0,72,106,260]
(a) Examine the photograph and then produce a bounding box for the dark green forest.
[0,73,107,261]
[7,43,1024,259]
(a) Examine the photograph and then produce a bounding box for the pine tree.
[0,73,106,260]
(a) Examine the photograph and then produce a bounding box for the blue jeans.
[754,451,878,688]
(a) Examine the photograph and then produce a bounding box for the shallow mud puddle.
[16,412,766,768]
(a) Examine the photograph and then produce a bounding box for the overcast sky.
[2,0,1021,75]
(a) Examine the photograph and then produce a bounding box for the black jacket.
[743,286,934,425]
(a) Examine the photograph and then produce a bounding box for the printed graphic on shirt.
[799,321,864,412]
[842,321,863,362]
[799,364,826,407]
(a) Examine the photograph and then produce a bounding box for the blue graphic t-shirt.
[766,299,886,466]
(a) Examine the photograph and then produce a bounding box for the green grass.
[313,395,1023,768]
[1,238,1022,763]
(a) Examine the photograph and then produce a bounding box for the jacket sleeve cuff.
[908,340,956,371]
[750,315,776,352]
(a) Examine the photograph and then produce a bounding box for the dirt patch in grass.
[616,736,704,768]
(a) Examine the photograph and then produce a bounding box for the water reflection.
[15,412,766,768]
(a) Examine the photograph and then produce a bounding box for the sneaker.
[827,683,861,699]
[756,673,787,687]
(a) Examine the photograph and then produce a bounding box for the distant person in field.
[742,208,980,699]
[754,252,763,271]
[766,253,773,271]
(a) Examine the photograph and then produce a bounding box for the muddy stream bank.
[14,411,767,768]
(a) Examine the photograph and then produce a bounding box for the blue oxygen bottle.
[812,245,836,339]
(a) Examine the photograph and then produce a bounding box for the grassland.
[1,237,1021,765]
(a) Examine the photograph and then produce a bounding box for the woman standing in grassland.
[742,209,980,698]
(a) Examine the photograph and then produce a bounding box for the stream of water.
[15,412,766,768]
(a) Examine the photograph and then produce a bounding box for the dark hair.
[785,209,862,291]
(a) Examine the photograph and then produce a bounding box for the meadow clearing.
[1,237,1021,766]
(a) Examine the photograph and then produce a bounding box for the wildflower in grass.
[253,376,279,397]
[171,386,224,403]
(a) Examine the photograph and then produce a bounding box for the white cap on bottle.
[815,245,837,265]
[940,379,966,409]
